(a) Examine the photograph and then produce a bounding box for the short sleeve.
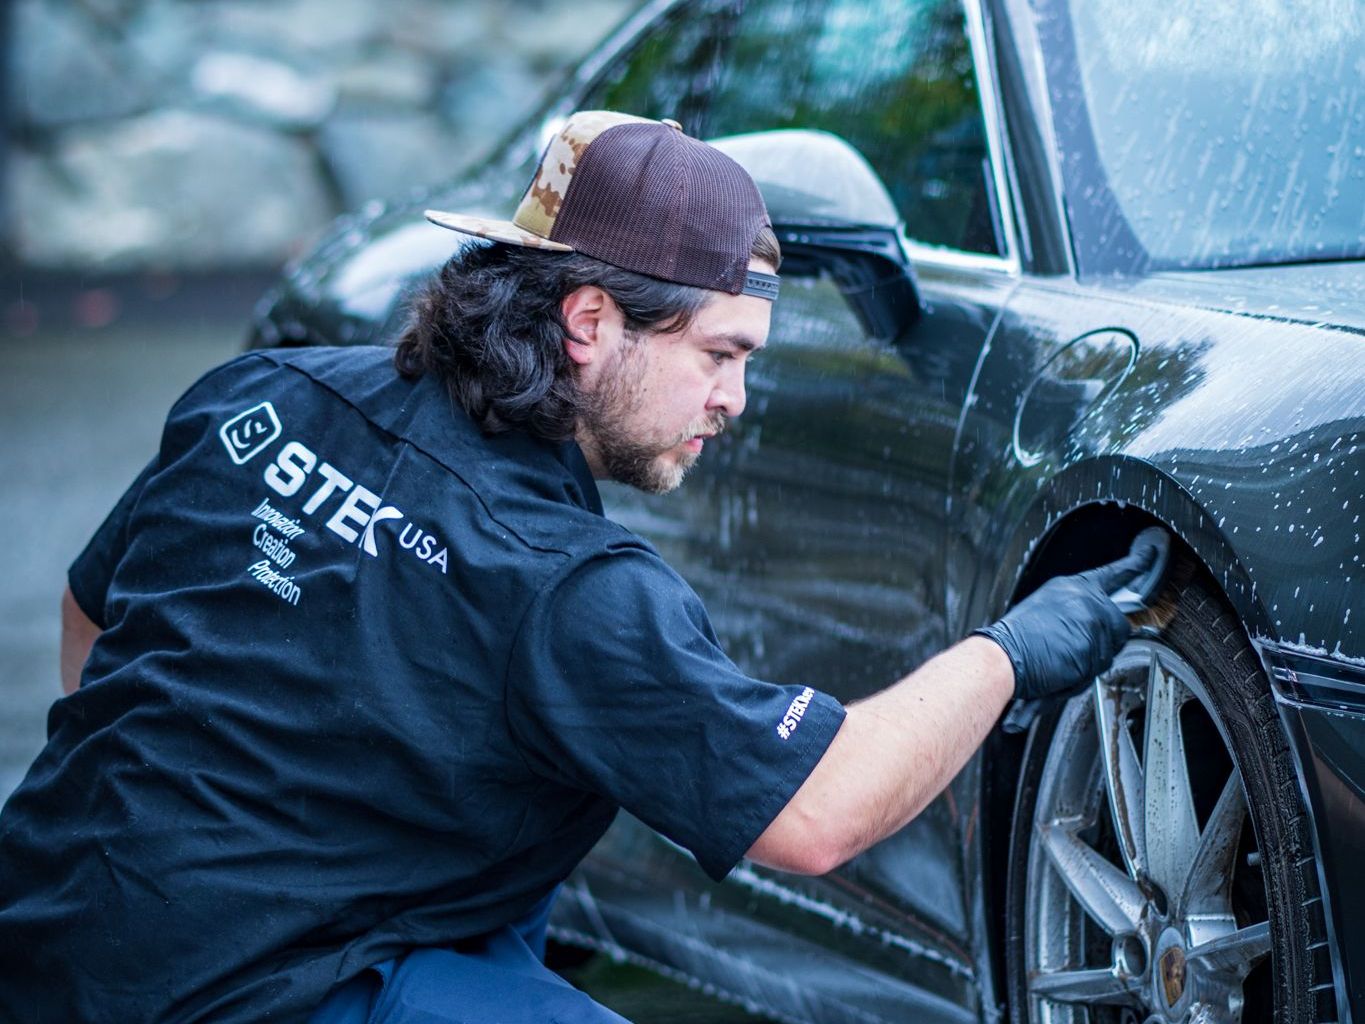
[505,548,845,881]
[68,456,159,628]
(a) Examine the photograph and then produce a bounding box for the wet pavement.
[0,273,262,800]
[0,272,773,1022]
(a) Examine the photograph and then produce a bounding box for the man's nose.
[710,365,747,419]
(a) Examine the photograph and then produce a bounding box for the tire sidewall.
[1003,573,1333,1023]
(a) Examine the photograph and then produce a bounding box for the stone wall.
[4,0,635,272]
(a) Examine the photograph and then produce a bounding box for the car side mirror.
[709,129,922,343]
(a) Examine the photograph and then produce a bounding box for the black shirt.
[0,347,844,1023]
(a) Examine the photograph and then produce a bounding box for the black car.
[250,0,1365,1021]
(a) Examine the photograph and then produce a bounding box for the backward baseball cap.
[425,110,780,301]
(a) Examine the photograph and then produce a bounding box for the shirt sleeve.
[505,546,846,881]
[67,456,159,629]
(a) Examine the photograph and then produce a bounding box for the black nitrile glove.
[974,541,1160,701]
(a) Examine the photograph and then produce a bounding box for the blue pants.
[310,891,629,1023]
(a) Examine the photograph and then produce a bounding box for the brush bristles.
[1126,549,1197,636]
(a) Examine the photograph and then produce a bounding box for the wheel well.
[979,501,1207,1016]
[1012,503,1180,602]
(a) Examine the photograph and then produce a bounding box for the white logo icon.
[220,402,282,465]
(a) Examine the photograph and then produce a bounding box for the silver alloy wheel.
[1024,640,1274,1023]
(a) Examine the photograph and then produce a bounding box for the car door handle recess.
[1013,327,1138,467]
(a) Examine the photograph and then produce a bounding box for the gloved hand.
[974,541,1160,701]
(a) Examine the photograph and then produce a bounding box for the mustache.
[675,414,728,446]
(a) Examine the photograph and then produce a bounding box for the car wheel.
[1005,573,1336,1023]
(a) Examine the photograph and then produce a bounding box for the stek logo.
[262,438,451,574]
[775,687,814,741]
[220,402,282,465]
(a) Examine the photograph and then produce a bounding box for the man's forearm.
[747,635,1014,874]
[748,543,1157,875]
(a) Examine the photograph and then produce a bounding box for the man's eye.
[709,351,733,365]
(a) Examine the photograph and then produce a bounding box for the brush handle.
[1001,697,1042,734]
[1107,526,1171,613]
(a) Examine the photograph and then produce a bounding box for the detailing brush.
[1118,525,1193,638]
[1000,525,1188,734]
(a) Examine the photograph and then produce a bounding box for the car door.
[687,0,1021,1001]
[558,0,1022,1015]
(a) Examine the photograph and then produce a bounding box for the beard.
[576,335,725,495]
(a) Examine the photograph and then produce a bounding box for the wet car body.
[249,0,1365,1020]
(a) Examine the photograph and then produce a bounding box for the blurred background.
[0,0,634,796]
[4,0,633,273]
[0,2,774,1016]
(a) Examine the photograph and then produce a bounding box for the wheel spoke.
[1143,649,1200,898]
[1181,769,1247,941]
[1189,920,1272,979]
[1038,822,1146,934]
[1094,679,1146,879]
[1030,966,1144,1004]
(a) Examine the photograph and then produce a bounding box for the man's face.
[572,265,774,494]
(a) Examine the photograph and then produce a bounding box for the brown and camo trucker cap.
[424,110,780,300]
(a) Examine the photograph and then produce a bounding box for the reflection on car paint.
[953,277,1364,662]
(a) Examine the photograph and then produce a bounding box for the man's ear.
[561,285,619,367]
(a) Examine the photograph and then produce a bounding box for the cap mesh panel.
[550,123,770,294]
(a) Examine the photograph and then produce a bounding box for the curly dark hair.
[394,227,781,440]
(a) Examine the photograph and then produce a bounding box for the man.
[0,112,1150,1022]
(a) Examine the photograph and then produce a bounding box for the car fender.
[952,453,1265,641]
[951,279,1364,664]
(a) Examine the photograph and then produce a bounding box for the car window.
[1041,0,1365,272]
[582,0,1000,256]
[580,0,740,136]
[703,0,999,255]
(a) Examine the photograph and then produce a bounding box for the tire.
[1004,570,1337,1023]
